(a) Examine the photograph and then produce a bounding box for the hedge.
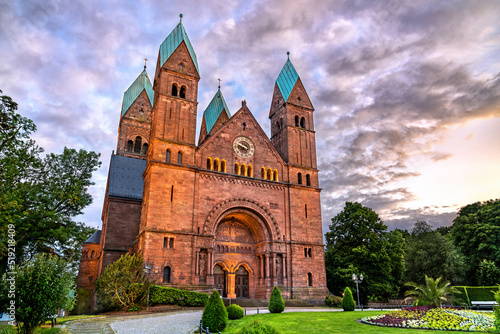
[452,286,499,306]
[149,285,209,307]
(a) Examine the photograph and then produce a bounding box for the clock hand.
[238,143,248,150]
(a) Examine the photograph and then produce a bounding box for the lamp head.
[352,273,356,281]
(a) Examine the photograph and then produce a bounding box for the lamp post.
[352,273,364,310]
[144,264,151,310]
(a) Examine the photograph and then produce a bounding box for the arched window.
[295,115,299,127]
[127,140,133,152]
[306,174,311,186]
[163,266,171,283]
[267,168,272,180]
[300,117,306,128]
[241,164,247,176]
[234,163,240,175]
[142,143,148,155]
[134,136,142,153]
[171,84,178,96]
[275,120,281,130]
[298,172,302,185]
[261,167,266,179]
[91,250,95,259]
[207,157,213,170]
[214,158,220,172]
[221,160,227,173]
[177,151,183,164]
[180,86,186,99]
[273,169,279,182]
[248,165,253,178]
[307,273,313,287]
[166,149,171,163]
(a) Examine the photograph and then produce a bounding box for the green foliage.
[201,290,228,332]
[94,253,152,311]
[405,221,465,285]
[227,304,244,320]
[238,320,281,334]
[325,202,405,302]
[477,259,500,286]
[342,287,356,311]
[493,287,500,334]
[451,199,500,285]
[325,295,343,307]
[268,286,285,313]
[72,288,93,315]
[0,254,76,334]
[0,90,100,274]
[149,285,208,307]
[404,276,460,308]
[466,286,498,301]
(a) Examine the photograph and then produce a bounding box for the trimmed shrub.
[149,285,208,307]
[238,320,281,334]
[493,287,500,334]
[227,304,244,320]
[325,295,342,308]
[342,287,356,311]
[268,286,285,313]
[201,290,228,332]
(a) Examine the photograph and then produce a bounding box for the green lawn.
[223,311,448,333]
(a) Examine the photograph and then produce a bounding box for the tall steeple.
[116,68,154,159]
[198,87,231,145]
[147,14,200,163]
[269,53,316,170]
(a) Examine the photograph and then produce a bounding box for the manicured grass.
[223,311,447,333]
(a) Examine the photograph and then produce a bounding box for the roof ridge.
[121,70,154,116]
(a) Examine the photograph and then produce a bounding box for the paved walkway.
[64,307,360,334]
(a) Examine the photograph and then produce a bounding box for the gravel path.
[109,310,203,334]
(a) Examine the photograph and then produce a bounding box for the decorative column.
[195,250,200,275]
[227,272,236,299]
[272,253,277,285]
[206,250,214,285]
[265,254,270,278]
[282,254,288,286]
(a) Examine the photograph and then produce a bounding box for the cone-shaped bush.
[342,287,355,311]
[227,304,244,320]
[201,290,228,332]
[268,286,285,313]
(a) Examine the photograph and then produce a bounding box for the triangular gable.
[121,70,154,116]
[287,77,314,110]
[198,102,286,166]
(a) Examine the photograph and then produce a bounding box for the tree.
[477,260,500,286]
[404,275,461,308]
[451,199,500,285]
[325,202,405,301]
[94,253,152,311]
[0,90,100,274]
[268,286,285,313]
[0,254,76,334]
[404,221,465,285]
[341,287,355,311]
[201,290,228,332]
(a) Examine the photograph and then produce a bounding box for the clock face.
[233,136,255,158]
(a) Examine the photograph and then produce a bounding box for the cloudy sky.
[1,0,499,233]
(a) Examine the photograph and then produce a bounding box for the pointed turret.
[198,88,231,145]
[269,53,316,171]
[116,68,154,159]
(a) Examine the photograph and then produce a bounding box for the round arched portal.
[212,209,271,299]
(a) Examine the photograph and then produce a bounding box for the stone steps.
[64,319,114,334]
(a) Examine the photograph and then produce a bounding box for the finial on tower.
[144,58,148,69]
[287,51,290,60]
[218,78,221,89]
[180,13,183,22]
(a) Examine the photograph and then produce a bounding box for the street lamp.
[144,264,151,310]
[352,273,364,310]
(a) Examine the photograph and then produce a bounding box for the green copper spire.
[276,52,299,102]
[158,15,199,75]
[203,88,231,134]
[121,69,154,116]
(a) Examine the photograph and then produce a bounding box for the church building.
[77,15,328,303]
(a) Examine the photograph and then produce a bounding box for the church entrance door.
[235,266,249,298]
[213,264,226,297]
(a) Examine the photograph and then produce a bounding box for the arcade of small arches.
[127,136,149,155]
[171,83,187,99]
[274,115,308,131]
[82,249,97,260]
[297,172,311,186]
[207,157,227,173]
[165,149,183,164]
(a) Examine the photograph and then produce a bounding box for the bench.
[471,301,498,310]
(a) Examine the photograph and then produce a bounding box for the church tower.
[116,68,154,159]
[269,54,317,186]
[198,87,231,145]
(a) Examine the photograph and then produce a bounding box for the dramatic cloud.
[1,0,499,234]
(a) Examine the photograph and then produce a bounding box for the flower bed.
[362,306,494,331]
